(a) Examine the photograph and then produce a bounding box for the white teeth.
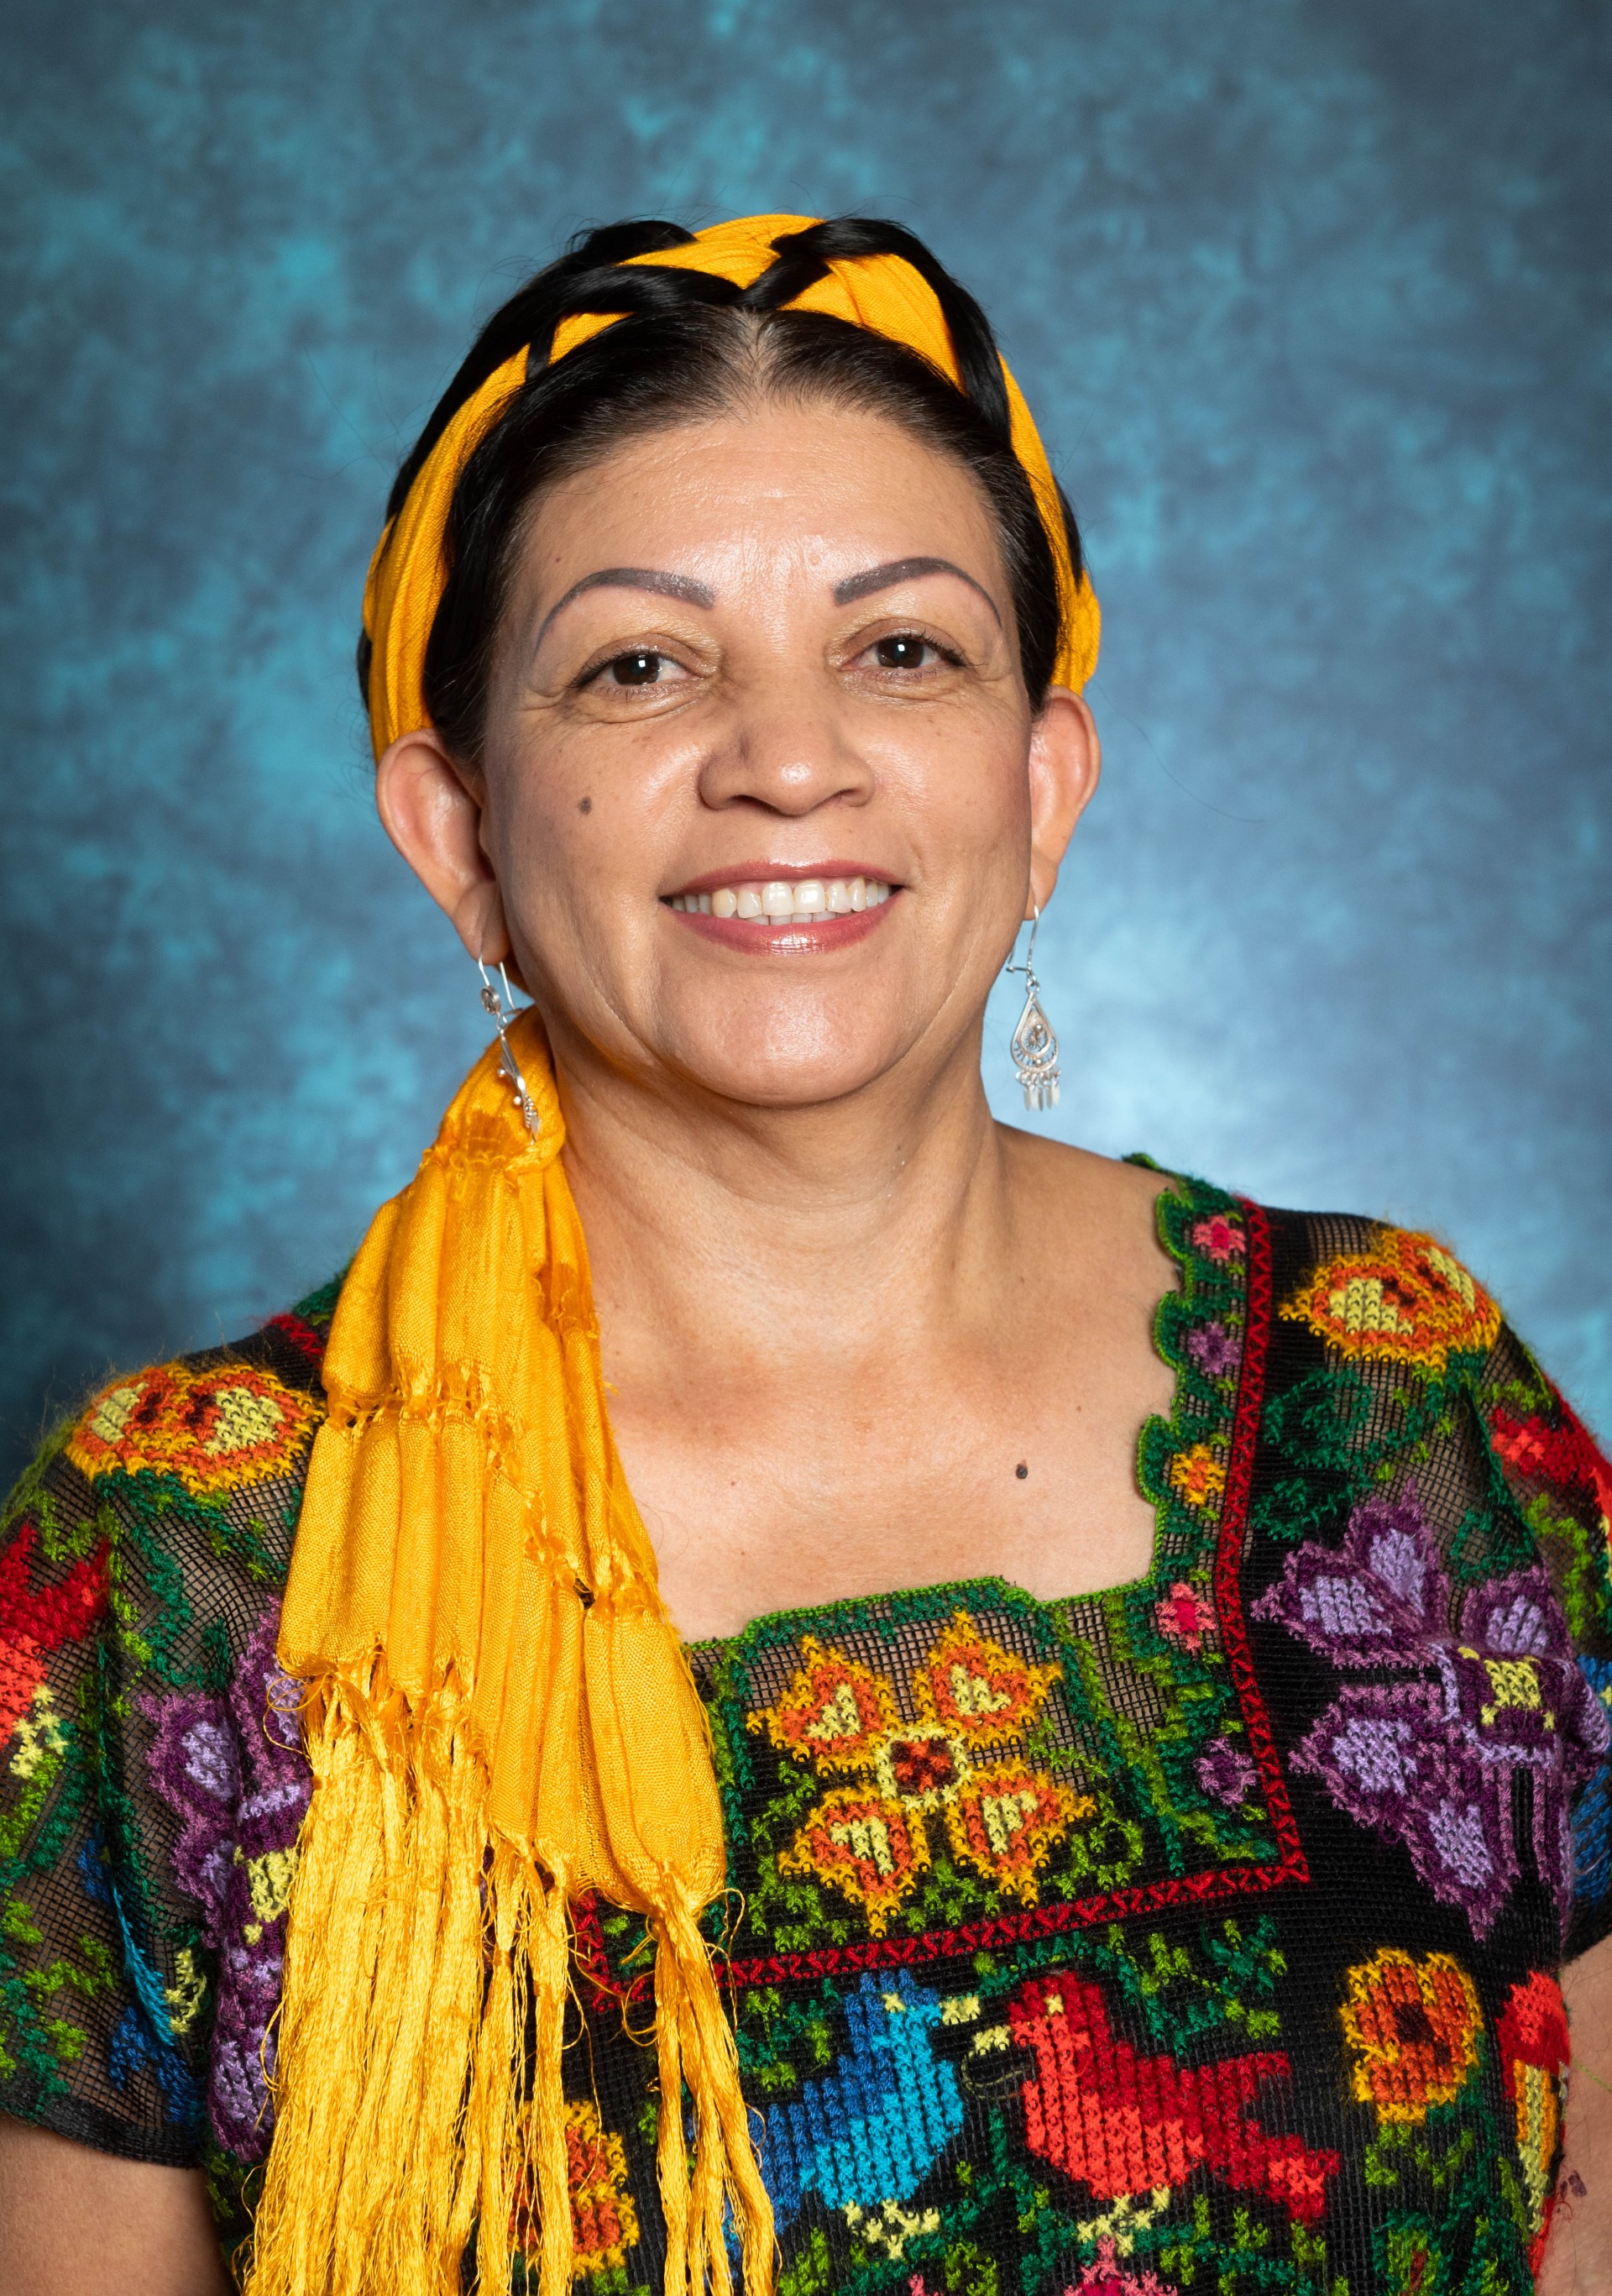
[668,873,892,920]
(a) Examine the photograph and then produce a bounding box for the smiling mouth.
[667,874,894,923]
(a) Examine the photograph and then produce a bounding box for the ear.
[1024,688,1101,919]
[374,727,510,966]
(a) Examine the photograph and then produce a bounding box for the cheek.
[481,732,678,957]
[886,704,1034,868]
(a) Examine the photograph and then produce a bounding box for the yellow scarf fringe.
[249,1016,773,2296]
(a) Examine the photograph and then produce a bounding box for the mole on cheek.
[578,796,593,815]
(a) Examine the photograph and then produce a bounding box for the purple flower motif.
[1254,1491,1608,1937]
[1186,1320,1242,1380]
[1195,1733,1259,1808]
[143,1601,311,2161]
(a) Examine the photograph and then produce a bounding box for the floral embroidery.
[1254,1489,1608,1934]
[1489,1397,1612,1536]
[1008,1968,1338,2220]
[142,1601,311,2159]
[1494,1971,1570,2264]
[68,1360,321,1498]
[1185,1319,1239,1379]
[510,2100,641,2274]
[1280,1229,1500,1375]
[1154,1580,1216,1654]
[750,1620,1088,1932]
[0,1520,107,1753]
[1068,2237,1180,2293]
[1194,1733,1258,1807]
[1166,1445,1225,1512]
[1338,1948,1481,2125]
[1191,1214,1245,1264]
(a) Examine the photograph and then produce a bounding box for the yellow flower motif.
[750,1614,1087,1934]
[1169,1444,1226,1510]
[9,1683,67,1780]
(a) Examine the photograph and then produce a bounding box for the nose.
[694,671,874,819]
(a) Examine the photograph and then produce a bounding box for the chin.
[662,1016,909,1112]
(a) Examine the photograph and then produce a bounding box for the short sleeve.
[1478,1321,1612,1959]
[0,1430,204,2161]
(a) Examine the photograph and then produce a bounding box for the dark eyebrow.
[833,556,1002,626]
[536,566,717,646]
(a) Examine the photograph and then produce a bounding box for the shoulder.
[5,1273,341,1615]
[1248,1195,1612,1665]
[0,1280,338,2169]
[1259,1204,1506,1375]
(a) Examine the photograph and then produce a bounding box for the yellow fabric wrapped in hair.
[252,214,1099,2296]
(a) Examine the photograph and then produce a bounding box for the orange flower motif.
[1282,1229,1500,1375]
[755,1638,900,1773]
[751,1616,1087,1934]
[67,1361,322,1498]
[1495,1971,1571,2258]
[1339,1948,1482,2125]
[511,2100,641,2273]
[1168,1443,1226,1511]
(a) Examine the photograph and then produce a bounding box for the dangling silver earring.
[1003,906,1061,1113]
[478,957,542,1140]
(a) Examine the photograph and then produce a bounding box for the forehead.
[512,400,1009,602]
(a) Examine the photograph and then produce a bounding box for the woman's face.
[383,398,1097,1113]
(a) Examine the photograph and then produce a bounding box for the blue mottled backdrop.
[3,0,1608,1483]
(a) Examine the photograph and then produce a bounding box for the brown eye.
[873,635,934,670]
[608,651,665,685]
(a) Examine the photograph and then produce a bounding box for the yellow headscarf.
[254,216,1099,2296]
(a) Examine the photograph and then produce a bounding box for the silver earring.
[1003,907,1061,1113]
[478,957,542,1140]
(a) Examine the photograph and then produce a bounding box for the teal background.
[2,0,1608,1481]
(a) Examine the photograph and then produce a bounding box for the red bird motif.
[0,1520,109,1750]
[1008,1974,1338,2224]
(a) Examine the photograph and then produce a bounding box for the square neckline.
[683,1165,1252,1664]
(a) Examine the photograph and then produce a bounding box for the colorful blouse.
[3,1177,1610,2296]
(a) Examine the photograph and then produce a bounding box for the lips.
[663,870,898,953]
[667,873,892,923]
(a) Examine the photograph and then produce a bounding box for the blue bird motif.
[761,1971,966,2237]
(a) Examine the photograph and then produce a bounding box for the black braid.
[385,220,699,518]
[746,219,1013,442]
[367,216,1084,749]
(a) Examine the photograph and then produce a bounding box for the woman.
[0,212,1607,2296]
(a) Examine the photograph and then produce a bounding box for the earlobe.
[374,728,512,965]
[1025,687,1101,918]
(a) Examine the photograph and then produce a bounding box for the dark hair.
[362,217,1084,763]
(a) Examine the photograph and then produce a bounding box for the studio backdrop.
[3,0,1607,1486]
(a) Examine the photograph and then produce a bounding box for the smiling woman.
[0,214,1609,2296]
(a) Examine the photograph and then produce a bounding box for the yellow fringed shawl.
[250,213,1100,2296]
[253,1020,771,2296]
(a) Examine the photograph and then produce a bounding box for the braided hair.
[364,218,1085,763]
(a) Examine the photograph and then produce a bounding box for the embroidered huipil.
[3,1178,1610,2293]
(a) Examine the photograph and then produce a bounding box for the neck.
[549,1020,1021,1377]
